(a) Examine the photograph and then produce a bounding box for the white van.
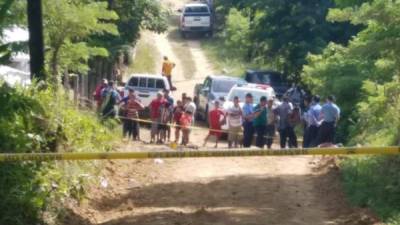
[125,74,170,107]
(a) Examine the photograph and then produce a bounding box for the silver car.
[194,75,247,121]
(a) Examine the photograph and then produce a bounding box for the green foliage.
[43,0,118,78]
[341,156,400,224]
[0,82,117,225]
[213,0,359,80]
[305,1,400,223]
[93,0,168,62]
[223,8,251,56]
[303,0,400,143]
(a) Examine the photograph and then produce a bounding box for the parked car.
[179,3,213,38]
[244,70,289,98]
[221,83,278,130]
[125,74,170,116]
[194,75,247,121]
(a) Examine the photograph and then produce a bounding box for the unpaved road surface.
[64,1,379,225]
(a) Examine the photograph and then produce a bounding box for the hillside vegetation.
[207,0,400,223]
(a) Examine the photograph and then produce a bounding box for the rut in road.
[63,1,379,224]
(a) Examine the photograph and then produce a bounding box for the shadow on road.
[63,168,366,225]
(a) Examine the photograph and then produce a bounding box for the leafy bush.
[341,156,400,224]
[223,8,251,57]
[0,82,117,225]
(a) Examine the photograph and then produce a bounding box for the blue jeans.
[243,121,254,148]
[255,125,267,148]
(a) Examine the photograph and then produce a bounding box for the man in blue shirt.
[242,93,255,147]
[101,81,121,119]
[317,95,340,145]
[308,95,322,147]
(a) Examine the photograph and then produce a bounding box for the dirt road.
[64,1,378,225]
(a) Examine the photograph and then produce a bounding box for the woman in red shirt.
[180,111,193,146]
[203,101,225,148]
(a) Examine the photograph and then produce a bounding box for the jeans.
[242,121,254,148]
[316,121,335,144]
[279,126,297,149]
[265,124,275,149]
[308,125,319,147]
[123,120,139,140]
[255,125,267,148]
[303,126,310,148]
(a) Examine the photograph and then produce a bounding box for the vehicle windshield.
[212,80,241,93]
[248,73,283,84]
[228,88,273,102]
[185,6,209,13]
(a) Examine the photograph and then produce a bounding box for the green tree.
[213,0,359,81]
[303,0,400,143]
[42,0,118,83]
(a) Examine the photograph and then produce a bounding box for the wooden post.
[27,0,45,80]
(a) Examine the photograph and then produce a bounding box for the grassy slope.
[129,36,159,74]
[341,156,400,224]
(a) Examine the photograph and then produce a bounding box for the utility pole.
[27,0,45,80]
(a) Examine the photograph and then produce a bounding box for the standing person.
[288,105,300,148]
[161,56,176,90]
[149,92,166,143]
[101,81,121,119]
[253,96,268,148]
[227,96,243,148]
[308,95,322,147]
[286,83,305,108]
[182,96,196,145]
[265,98,277,149]
[203,101,225,148]
[120,89,144,141]
[181,92,187,103]
[302,96,312,148]
[173,100,184,143]
[184,97,197,123]
[276,96,294,148]
[158,102,172,144]
[242,93,255,148]
[164,90,174,142]
[317,95,340,145]
[180,111,193,146]
[93,78,107,112]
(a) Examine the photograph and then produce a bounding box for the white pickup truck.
[179,3,213,38]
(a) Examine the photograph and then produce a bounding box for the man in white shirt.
[227,96,243,148]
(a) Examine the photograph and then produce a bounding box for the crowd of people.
[93,78,341,149]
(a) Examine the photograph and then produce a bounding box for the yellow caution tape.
[0,146,399,162]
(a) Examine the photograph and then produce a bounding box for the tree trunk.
[50,47,60,85]
[27,0,45,80]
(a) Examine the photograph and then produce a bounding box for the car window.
[270,75,282,83]
[128,77,139,87]
[147,78,156,88]
[228,89,273,102]
[156,79,165,89]
[252,72,285,84]
[185,6,209,13]
[139,78,147,88]
[212,80,240,93]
